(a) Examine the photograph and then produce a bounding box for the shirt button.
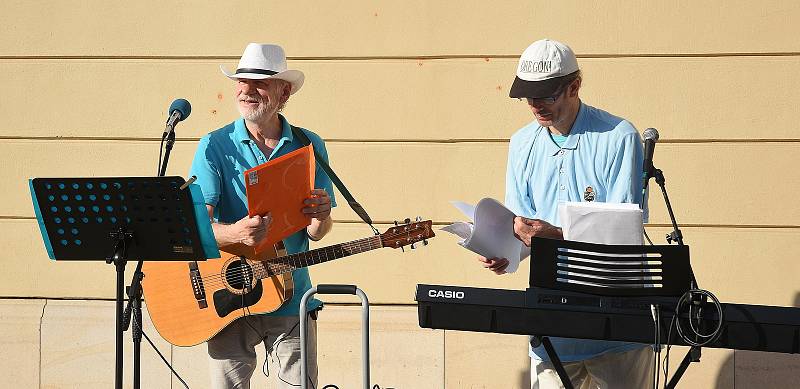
[560,185,565,191]
[559,168,565,174]
[558,150,565,156]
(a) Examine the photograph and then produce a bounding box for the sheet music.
[441,198,528,273]
[558,201,643,245]
[557,201,652,286]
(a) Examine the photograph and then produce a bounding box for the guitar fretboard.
[251,235,383,279]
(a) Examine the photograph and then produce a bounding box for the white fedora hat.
[221,43,305,95]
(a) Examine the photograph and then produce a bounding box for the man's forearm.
[211,222,238,247]
[211,222,257,257]
[306,217,333,241]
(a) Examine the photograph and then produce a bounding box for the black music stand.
[526,236,693,389]
[29,176,218,389]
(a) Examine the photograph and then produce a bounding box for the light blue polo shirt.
[189,114,337,316]
[506,102,647,362]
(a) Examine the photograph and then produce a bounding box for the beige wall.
[1,1,799,388]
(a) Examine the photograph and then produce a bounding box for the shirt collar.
[234,113,295,145]
[560,102,586,150]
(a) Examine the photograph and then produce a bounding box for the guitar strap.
[290,125,378,235]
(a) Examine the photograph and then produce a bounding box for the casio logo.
[428,289,465,299]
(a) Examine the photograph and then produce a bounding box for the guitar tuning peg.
[404,218,411,224]
[400,246,405,252]
[415,216,422,222]
[423,239,428,246]
[394,220,399,226]
[410,243,417,250]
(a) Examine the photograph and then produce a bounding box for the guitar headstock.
[381,217,435,250]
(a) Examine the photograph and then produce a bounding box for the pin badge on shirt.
[583,186,595,202]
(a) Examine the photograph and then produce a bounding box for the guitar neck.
[251,235,383,279]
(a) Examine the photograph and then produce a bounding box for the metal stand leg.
[113,259,126,389]
[537,336,574,389]
[108,228,133,389]
[666,346,701,389]
[132,300,141,389]
[126,266,144,389]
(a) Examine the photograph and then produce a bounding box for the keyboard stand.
[666,345,701,388]
[532,335,574,389]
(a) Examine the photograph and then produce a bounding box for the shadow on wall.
[517,357,531,389]
[713,291,800,388]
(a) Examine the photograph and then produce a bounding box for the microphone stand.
[109,228,133,389]
[650,165,704,389]
[118,128,175,389]
[651,167,697,288]
[652,169,684,244]
[122,253,146,389]
[158,128,176,177]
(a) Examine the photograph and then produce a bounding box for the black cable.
[238,275,311,389]
[674,289,724,347]
[662,315,676,389]
[128,311,190,389]
[238,260,262,339]
[656,306,661,389]
[651,304,661,389]
[652,305,657,388]
[235,267,272,383]
[643,228,655,245]
[233,257,321,389]
[236,276,317,389]
[139,329,191,389]
[261,313,318,389]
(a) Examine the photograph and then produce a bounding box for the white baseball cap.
[221,43,305,95]
[509,39,579,98]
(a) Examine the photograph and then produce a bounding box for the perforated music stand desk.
[29,176,218,389]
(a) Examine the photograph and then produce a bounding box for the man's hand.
[302,189,332,222]
[478,256,510,275]
[304,189,333,241]
[513,216,563,247]
[231,213,272,246]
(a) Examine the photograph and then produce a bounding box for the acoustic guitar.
[142,219,434,346]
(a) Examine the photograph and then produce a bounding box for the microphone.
[642,127,659,183]
[163,99,192,139]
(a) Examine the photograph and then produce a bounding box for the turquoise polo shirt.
[189,114,337,316]
[506,102,647,362]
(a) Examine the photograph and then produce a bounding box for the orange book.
[244,144,315,253]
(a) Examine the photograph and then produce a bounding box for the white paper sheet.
[441,198,527,273]
[557,201,643,245]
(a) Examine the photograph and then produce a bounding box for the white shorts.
[531,346,654,389]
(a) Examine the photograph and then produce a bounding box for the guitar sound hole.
[225,259,255,291]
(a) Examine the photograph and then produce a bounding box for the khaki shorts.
[207,313,318,389]
[531,346,654,389]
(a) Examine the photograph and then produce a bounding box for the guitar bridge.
[188,261,208,309]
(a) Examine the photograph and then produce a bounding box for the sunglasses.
[520,78,576,105]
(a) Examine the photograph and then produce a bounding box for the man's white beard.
[238,98,273,122]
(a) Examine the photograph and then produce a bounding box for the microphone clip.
[162,110,182,141]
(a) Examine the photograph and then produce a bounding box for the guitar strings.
[198,239,381,289]
[193,229,427,289]
[199,230,411,286]
[198,237,381,287]
[195,227,424,286]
